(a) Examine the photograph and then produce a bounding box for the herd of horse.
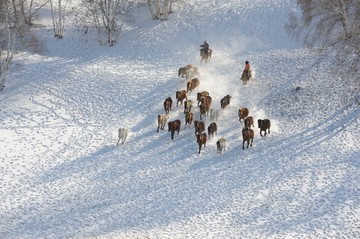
[117,48,271,154]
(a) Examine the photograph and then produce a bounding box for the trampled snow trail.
[1,0,359,238]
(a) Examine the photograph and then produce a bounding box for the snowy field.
[1,0,359,238]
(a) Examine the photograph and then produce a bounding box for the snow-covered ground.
[1,0,359,238]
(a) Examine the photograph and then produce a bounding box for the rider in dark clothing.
[200,41,209,55]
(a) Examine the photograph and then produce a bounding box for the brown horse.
[197,132,207,154]
[242,128,254,150]
[186,78,200,94]
[168,120,181,140]
[163,97,172,114]
[200,49,213,64]
[220,95,231,109]
[184,112,193,129]
[197,91,209,106]
[194,120,205,135]
[241,70,252,85]
[176,90,187,107]
[207,122,217,139]
[238,108,249,122]
[258,119,271,137]
[244,116,255,129]
[199,102,210,120]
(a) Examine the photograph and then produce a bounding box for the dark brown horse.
[168,120,181,140]
[207,122,217,139]
[242,128,254,150]
[220,95,231,109]
[200,49,213,64]
[258,119,271,137]
[163,97,172,114]
[194,120,205,135]
[199,102,210,120]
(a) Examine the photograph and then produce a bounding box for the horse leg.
[242,140,245,150]
[250,137,253,147]
[260,130,263,137]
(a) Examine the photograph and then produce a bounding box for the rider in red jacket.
[244,61,251,78]
[244,61,251,71]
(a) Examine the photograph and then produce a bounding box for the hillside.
[1,0,359,238]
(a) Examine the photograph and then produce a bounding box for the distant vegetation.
[286,0,360,78]
[1,0,359,91]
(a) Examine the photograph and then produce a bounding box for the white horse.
[178,64,200,79]
[116,128,129,145]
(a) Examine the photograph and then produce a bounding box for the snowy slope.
[1,0,359,238]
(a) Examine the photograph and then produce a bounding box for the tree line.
[286,0,360,78]
[0,0,183,90]
[1,0,359,91]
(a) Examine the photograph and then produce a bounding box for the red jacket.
[244,63,251,71]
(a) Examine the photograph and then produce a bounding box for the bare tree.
[49,0,69,38]
[18,0,49,25]
[0,0,18,91]
[147,0,178,20]
[75,0,133,46]
[1,0,49,27]
[286,0,360,75]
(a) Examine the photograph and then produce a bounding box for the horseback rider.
[200,41,209,55]
[244,61,251,78]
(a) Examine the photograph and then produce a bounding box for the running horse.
[200,48,213,64]
[241,69,252,85]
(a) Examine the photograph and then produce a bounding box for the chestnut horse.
[187,78,200,94]
[197,132,207,153]
[238,108,249,122]
[176,90,187,107]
